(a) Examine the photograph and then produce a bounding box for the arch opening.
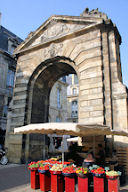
[29,57,78,124]
[26,57,79,160]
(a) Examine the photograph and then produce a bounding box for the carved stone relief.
[42,43,64,60]
[31,21,88,47]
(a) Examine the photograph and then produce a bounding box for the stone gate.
[5,8,128,163]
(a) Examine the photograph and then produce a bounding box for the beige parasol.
[14,122,128,137]
[14,122,112,136]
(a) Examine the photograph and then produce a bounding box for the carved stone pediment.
[31,20,88,47]
[14,15,103,54]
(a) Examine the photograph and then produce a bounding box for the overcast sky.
[0,0,128,86]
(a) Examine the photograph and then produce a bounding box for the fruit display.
[37,159,62,165]
[76,167,88,175]
[91,167,105,175]
[49,155,61,161]
[38,164,49,171]
[62,165,76,174]
[50,164,63,171]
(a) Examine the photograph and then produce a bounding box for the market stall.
[14,122,128,164]
[14,123,128,192]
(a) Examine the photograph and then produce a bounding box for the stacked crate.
[116,146,128,175]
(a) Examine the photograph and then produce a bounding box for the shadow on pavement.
[0,164,30,191]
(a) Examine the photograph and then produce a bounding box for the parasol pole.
[93,136,96,156]
[62,152,64,166]
[62,135,64,166]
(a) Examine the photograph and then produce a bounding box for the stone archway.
[24,57,79,161]
[27,56,78,124]
[5,8,128,163]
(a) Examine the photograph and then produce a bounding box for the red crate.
[78,175,88,192]
[107,176,119,192]
[30,170,40,189]
[39,172,51,191]
[51,172,63,192]
[94,175,104,192]
[65,175,75,192]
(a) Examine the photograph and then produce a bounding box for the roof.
[14,8,116,55]
[0,25,23,52]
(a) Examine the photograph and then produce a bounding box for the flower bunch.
[76,167,88,175]
[28,162,39,170]
[106,170,121,177]
[91,167,105,174]
[62,166,76,174]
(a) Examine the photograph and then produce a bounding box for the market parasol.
[14,122,128,164]
[14,123,112,136]
[14,122,128,137]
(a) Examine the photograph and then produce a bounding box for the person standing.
[83,151,95,168]
[96,144,105,167]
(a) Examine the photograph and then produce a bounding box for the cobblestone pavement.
[0,164,128,192]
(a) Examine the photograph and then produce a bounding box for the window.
[60,76,66,83]
[3,105,8,117]
[10,46,16,54]
[57,88,61,108]
[6,70,15,88]
[56,116,61,122]
[72,100,77,107]
[71,100,78,117]
[72,88,77,95]
[8,39,16,54]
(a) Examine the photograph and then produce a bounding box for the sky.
[0,0,128,86]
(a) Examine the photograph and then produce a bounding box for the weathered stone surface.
[70,37,101,60]
[80,93,103,101]
[80,82,103,90]
[78,56,102,72]
[80,105,104,112]
[79,116,104,124]
[75,47,101,65]
[13,94,27,101]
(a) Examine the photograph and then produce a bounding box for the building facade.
[0,24,22,146]
[49,77,68,123]
[67,74,78,122]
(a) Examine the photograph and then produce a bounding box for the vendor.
[82,151,95,168]
[96,144,105,167]
[65,142,83,166]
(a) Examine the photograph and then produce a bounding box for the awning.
[14,122,128,137]
[67,137,80,142]
[14,123,80,136]
[110,130,128,137]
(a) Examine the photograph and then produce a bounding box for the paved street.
[0,164,128,192]
[0,164,30,192]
